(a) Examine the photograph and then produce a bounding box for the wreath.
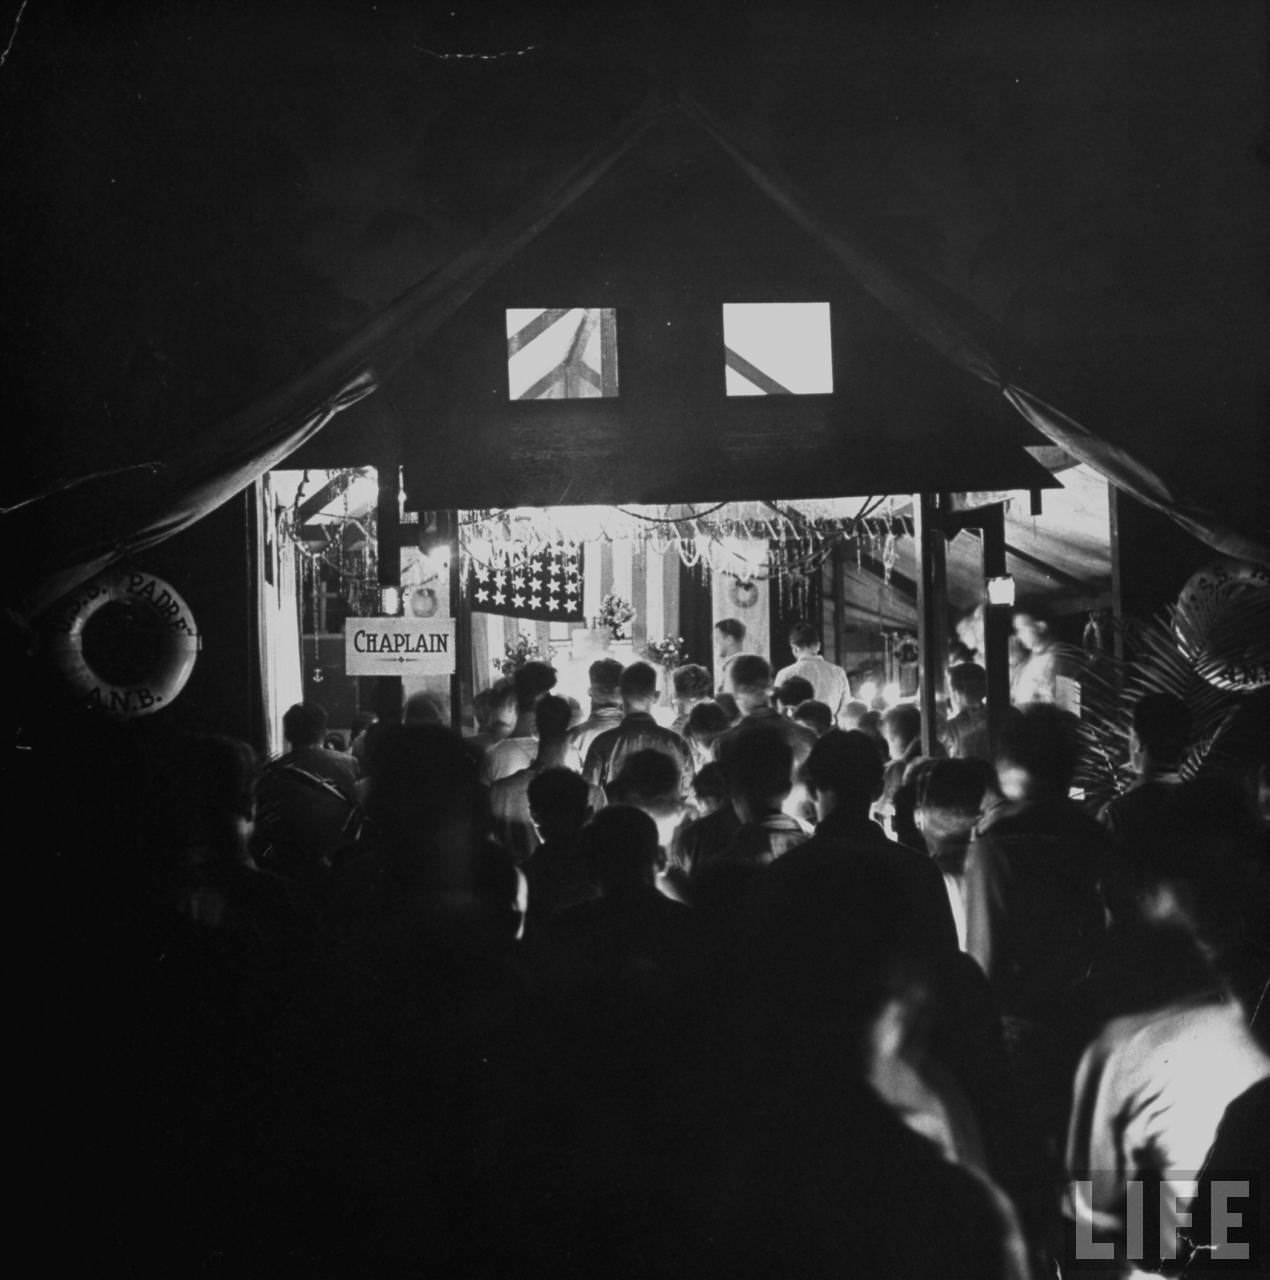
[729,579,759,610]
[406,585,439,618]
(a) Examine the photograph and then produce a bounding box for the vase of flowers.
[594,592,635,642]
[643,635,688,670]
[495,632,554,677]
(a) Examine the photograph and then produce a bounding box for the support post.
[979,501,1011,755]
[373,458,403,724]
[438,508,469,734]
[914,492,947,756]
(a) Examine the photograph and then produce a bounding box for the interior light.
[379,587,400,616]
[987,575,1016,606]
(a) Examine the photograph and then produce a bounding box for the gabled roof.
[8,80,1266,622]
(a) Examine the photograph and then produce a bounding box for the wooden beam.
[723,346,794,396]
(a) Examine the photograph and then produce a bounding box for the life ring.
[48,569,201,716]
[1174,558,1270,693]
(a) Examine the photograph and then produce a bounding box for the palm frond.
[1067,569,1269,811]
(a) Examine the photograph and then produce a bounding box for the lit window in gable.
[506,307,619,399]
[723,302,833,395]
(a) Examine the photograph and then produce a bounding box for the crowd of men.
[38,618,1270,1278]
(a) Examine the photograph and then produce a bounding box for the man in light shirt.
[772,621,850,725]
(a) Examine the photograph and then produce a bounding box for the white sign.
[345,617,456,676]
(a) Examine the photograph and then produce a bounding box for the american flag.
[466,543,585,622]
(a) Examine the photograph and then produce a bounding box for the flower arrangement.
[495,632,554,677]
[594,592,635,641]
[643,635,688,669]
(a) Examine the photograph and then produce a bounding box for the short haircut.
[728,654,772,694]
[528,766,592,840]
[684,700,732,748]
[788,621,819,650]
[608,747,683,815]
[883,703,922,748]
[793,700,833,736]
[715,618,746,643]
[948,662,987,704]
[619,660,658,701]
[718,725,794,806]
[283,702,328,748]
[801,729,885,809]
[775,676,815,708]
[672,663,713,701]
[512,660,557,712]
[588,657,624,694]
[1132,692,1191,766]
[580,805,661,889]
[472,682,511,729]
[534,693,573,741]
[691,760,728,804]
[996,704,1080,792]
[916,758,993,843]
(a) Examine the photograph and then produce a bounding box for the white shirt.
[772,654,850,719]
[1066,997,1270,1277]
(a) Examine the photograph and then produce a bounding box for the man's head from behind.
[719,725,794,822]
[787,620,821,656]
[512,660,558,715]
[588,657,624,708]
[800,729,885,821]
[882,704,922,761]
[714,617,746,658]
[283,701,328,749]
[580,804,662,895]
[995,703,1081,801]
[619,660,659,711]
[915,758,994,850]
[793,700,834,738]
[528,765,593,844]
[947,662,987,712]
[607,747,685,846]
[672,663,713,705]
[1130,692,1191,774]
[775,675,815,714]
[728,654,773,712]
[473,680,515,737]
[534,693,574,744]
[684,699,733,762]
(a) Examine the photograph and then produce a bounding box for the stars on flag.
[466,543,585,621]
